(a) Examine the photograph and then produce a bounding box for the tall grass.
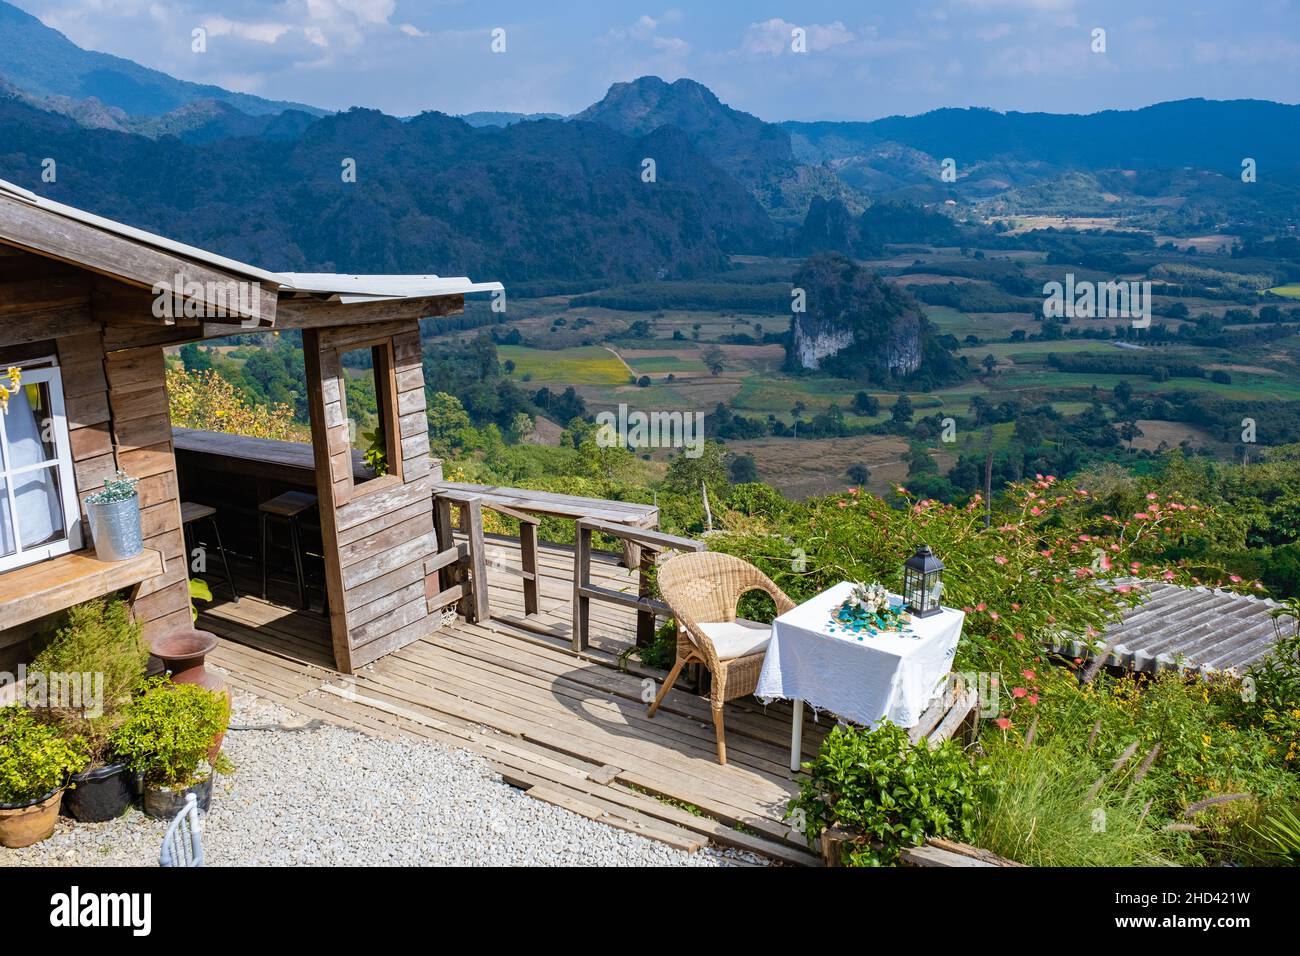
[973,739,1175,867]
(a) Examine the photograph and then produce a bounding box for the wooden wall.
[0,253,188,662]
[102,346,190,640]
[304,320,442,672]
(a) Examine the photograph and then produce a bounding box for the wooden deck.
[199,538,827,864]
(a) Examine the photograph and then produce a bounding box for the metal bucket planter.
[143,773,213,820]
[85,491,142,561]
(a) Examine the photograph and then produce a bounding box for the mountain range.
[1,0,1298,284]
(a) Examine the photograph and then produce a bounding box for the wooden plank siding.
[304,321,443,673]
[102,343,190,642]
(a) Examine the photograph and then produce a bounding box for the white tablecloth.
[755,581,964,728]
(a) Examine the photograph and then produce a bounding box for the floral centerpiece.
[830,582,913,638]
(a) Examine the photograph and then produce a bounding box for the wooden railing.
[429,489,487,623]
[430,485,705,652]
[572,518,704,652]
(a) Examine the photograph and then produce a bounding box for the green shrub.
[787,723,988,866]
[30,597,147,764]
[973,738,1174,866]
[1250,802,1300,865]
[110,680,229,789]
[0,706,88,805]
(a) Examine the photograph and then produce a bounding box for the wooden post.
[433,494,455,597]
[520,519,539,616]
[636,546,656,648]
[462,497,488,624]
[573,522,592,651]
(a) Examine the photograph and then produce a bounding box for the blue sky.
[17,0,1300,120]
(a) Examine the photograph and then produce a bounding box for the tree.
[664,441,729,499]
[428,391,473,451]
[703,346,726,376]
[982,354,998,375]
[179,343,212,373]
[728,453,758,484]
[1118,419,1143,450]
[853,391,880,416]
[1113,380,1133,407]
[503,359,516,375]
[636,375,651,387]
[847,463,871,485]
[891,394,914,424]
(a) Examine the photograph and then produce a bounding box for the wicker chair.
[650,551,795,764]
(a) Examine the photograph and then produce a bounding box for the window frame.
[335,337,404,499]
[0,357,83,573]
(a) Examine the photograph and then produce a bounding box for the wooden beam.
[0,195,271,322]
[274,293,463,329]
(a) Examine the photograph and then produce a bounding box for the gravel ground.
[0,694,766,867]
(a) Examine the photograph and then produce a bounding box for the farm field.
[496,344,629,385]
[726,434,913,499]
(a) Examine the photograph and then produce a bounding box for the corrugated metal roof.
[0,178,502,302]
[1054,582,1283,676]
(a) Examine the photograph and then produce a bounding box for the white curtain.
[0,383,60,555]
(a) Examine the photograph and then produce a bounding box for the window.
[339,340,402,490]
[0,358,82,571]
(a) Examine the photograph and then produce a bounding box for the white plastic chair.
[159,792,205,867]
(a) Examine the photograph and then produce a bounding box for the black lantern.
[903,544,944,618]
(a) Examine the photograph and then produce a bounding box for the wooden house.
[0,178,501,674]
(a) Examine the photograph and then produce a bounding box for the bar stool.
[179,501,238,604]
[259,491,317,610]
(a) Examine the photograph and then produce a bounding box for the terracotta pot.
[0,789,64,848]
[150,629,223,691]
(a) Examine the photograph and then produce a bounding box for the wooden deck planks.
[198,537,821,864]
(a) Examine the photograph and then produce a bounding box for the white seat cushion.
[696,618,771,661]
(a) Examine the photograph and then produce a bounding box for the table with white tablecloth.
[754,581,965,770]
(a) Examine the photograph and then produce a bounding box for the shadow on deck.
[198,537,826,864]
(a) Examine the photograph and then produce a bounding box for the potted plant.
[30,597,148,822]
[83,469,142,561]
[110,679,229,819]
[0,707,88,847]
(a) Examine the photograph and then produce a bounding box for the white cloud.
[602,12,690,56]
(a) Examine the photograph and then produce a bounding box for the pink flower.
[1146,493,1158,500]
[994,718,1012,730]
[1230,575,1242,583]
[1116,585,1132,594]
[1163,569,1176,581]
[994,555,1008,565]
[1028,694,1039,705]
[976,602,987,612]
[1022,669,1036,680]
[989,611,1000,620]
[1013,632,1025,642]
[1134,512,1149,520]
[1011,687,1027,698]
[1030,507,1041,516]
